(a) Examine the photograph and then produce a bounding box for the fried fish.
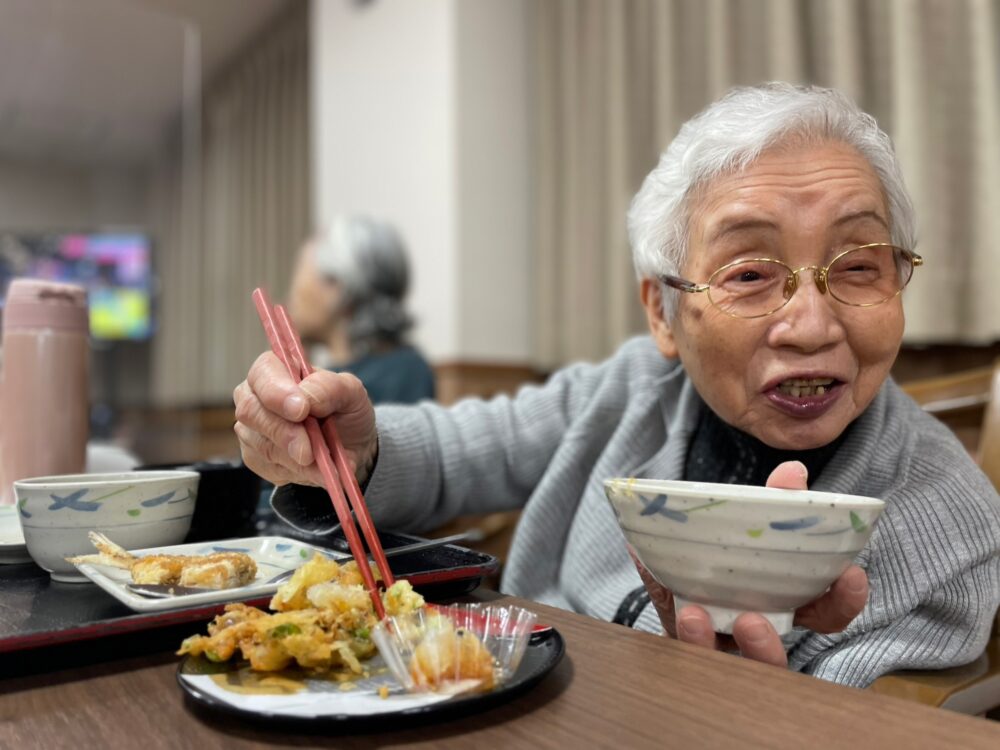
[68,531,257,589]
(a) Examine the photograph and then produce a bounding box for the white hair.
[314,215,413,350]
[627,82,917,317]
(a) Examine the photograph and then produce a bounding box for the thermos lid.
[2,279,89,333]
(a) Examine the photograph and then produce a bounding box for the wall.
[311,0,457,359]
[310,0,532,365]
[454,0,532,362]
[0,158,149,230]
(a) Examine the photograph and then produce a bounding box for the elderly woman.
[288,214,435,404]
[234,83,1000,686]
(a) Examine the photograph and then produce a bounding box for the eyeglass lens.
[707,246,915,318]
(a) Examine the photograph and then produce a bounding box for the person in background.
[288,215,435,405]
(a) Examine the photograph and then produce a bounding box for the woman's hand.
[631,460,870,667]
[232,352,379,487]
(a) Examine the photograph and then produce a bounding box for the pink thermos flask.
[0,279,90,505]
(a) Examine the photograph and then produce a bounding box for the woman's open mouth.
[765,377,845,418]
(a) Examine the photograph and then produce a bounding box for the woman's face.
[643,141,904,450]
[288,240,343,341]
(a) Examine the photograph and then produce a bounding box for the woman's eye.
[714,263,781,295]
[720,264,777,283]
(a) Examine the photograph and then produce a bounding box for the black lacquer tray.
[0,529,499,654]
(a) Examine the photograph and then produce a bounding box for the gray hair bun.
[315,215,414,350]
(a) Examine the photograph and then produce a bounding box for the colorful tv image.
[0,232,153,340]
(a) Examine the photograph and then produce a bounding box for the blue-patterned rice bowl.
[603,478,884,635]
[14,470,199,582]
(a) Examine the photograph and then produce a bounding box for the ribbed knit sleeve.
[272,349,636,536]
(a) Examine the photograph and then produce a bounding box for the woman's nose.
[769,271,846,351]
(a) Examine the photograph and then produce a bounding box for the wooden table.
[1,594,998,749]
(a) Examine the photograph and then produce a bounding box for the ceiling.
[0,0,293,166]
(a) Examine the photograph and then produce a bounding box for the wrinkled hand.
[631,461,869,667]
[232,352,379,487]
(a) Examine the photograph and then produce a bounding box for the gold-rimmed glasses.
[658,243,923,319]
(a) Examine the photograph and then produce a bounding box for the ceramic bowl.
[14,470,199,582]
[603,478,884,635]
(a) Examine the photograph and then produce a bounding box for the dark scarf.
[684,404,850,486]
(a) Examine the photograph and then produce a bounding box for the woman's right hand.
[233,352,378,487]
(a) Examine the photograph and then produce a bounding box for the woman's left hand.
[631,460,870,667]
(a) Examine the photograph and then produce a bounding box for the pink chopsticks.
[252,288,395,620]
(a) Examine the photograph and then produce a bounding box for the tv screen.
[0,231,153,340]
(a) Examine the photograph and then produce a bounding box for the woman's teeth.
[777,378,835,397]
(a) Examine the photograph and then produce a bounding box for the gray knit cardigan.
[273,336,1000,687]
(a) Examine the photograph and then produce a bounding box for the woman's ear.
[640,278,679,359]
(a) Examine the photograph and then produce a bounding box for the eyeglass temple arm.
[659,274,709,293]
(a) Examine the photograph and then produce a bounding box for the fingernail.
[283,394,306,420]
[744,621,771,646]
[678,615,704,638]
[790,460,808,481]
[289,434,310,465]
[847,575,867,595]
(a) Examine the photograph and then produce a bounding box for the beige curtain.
[152,1,311,405]
[533,0,1000,369]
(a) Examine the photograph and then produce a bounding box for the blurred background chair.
[900,360,1000,488]
[868,359,1000,716]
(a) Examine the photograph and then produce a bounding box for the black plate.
[176,629,565,728]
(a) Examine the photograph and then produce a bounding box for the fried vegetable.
[178,554,425,675]
[269,553,344,611]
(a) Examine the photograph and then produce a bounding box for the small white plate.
[72,536,349,612]
[0,505,31,565]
